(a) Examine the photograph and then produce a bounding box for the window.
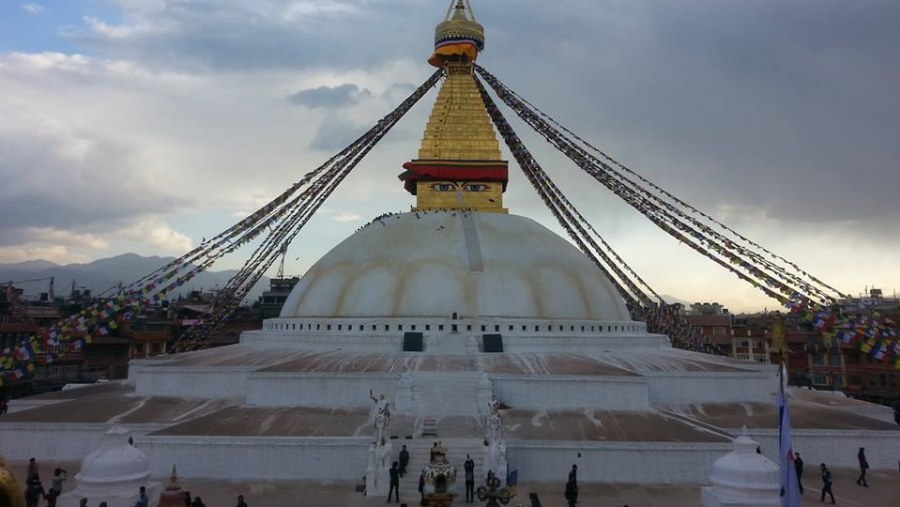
[439,325,444,331]
[812,372,828,385]
[494,325,500,332]
[713,326,727,334]
[828,355,842,367]
[425,325,431,331]
[467,325,472,331]
[384,325,389,331]
[481,325,486,332]
[398,325,403,331]
[411,325,416,331]
[833,374,844,387]
[811,355,824,365]
[509,325,514,331]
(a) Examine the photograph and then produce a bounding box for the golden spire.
[399,0,508,213]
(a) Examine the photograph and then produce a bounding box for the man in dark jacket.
[794,452,804,494]
[820,463,835,504]
[464,454,475,502]
[856,447,869,487]
[388,461,401,503]
[564,478,578,507]
[399,446,410,477]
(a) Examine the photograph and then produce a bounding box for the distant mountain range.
[0,253,269,303]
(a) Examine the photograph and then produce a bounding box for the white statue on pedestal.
[483,440,508,485]
[369,390,392,446]
[483,395,508,484]
[485,396,503,443]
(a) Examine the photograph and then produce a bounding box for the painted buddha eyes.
[429,182,489,192]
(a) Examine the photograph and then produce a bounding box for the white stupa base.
[57,482,161,507]
[701,486,779,507]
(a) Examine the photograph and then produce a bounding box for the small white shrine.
[701,431,780,507]
[58,425,160,507]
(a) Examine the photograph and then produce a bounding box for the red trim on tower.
[398,160,509,195]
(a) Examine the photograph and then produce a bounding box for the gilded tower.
[398,0,509,213]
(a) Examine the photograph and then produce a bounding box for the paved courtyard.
[8,462,899,507]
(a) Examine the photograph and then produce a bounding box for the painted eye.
[431,183,454,192]
[465,184,487,192]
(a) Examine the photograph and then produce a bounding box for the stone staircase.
[408,371,484,418]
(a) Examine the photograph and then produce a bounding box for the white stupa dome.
[77,425,150,485]
[702,432,780,506]
[281,212,630,320]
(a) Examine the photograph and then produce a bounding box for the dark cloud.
[68,0,436,72]
[0,123,189,244]
[307,114,366,152]
[25,0,900,229]
[474,0,900,226]
[288,83,370,108]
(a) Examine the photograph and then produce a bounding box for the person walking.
[418,470,426,506]
[399,445,410,477]
[564,478,578,507]
[235,494,248,507]
[388,461,400,503]
[568,464,577,484]
[794,452,804,494]
[50,468,67,496]
[464,454,475,503]
[135,486,149,507]
[856,447,869,487]
[819,463,835,504]
[528,492,542,507]
[26,457,39,480]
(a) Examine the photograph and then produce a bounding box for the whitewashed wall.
[0,423,166,461]
[133,366,256,399]
[246,373,400,407]
[745,428,900,471]
[492,375,651,411]
[646,372,772,404]
[140,436,371,480]
[506,440,731,484]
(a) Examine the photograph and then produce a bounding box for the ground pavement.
[8,462,899,507]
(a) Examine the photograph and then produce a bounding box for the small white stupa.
[701,429,780,507]
[58,425,161,507]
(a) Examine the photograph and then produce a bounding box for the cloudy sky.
[1,0,898,312]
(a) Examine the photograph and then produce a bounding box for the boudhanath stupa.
[2,0,899,496]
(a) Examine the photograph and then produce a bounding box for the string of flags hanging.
[0,69,443,385]
[474,63,899,366]
[3,60,898,386]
